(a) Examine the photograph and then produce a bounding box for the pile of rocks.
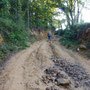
[46,85,60,90]
[52,58,90,88]
[42,67,73,90]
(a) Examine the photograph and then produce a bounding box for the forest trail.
[0,40,90,90]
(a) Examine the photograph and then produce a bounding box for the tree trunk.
[70,0,74,25]
[77,0,80,23]
[16,0,19,24]
[30,7,32,28]
[66,14,71,28]
[27,3,29,29]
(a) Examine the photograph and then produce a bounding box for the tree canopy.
[0,0,89,60]
[0,0,86,30]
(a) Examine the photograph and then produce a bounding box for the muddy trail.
[0,40,90,90]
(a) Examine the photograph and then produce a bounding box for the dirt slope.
[0,40,90,90]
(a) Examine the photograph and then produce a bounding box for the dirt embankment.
[0,40,90,90]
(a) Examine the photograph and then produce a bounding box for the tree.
[53,0,85,28]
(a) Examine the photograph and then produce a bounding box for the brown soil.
[0,40,90,90]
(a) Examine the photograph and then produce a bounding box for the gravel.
[51,58,90,88]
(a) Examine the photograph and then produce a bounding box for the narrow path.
[0,40,90,90]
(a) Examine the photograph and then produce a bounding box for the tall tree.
[53,0,84,28]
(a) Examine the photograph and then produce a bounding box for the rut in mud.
[0,40,90,90]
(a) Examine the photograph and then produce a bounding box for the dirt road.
[0,40,90,90]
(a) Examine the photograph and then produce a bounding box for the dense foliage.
[0,0,89,60]
[55,23,90,49]
[0,0,56,61]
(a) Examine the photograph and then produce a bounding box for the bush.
[86,43,90,49]
[0,44,16,52]
[60,28,77,41]
[0,17,29,48]
[0,43,16,59]
[59,24,84,47]
[0,17,31,61]
[54,29,65,36]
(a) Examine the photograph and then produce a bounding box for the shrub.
[54,29,65,36]
[86,43,90,49]
[59,24,85,47]
[0,17,31,61]
[0,17,29,48]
